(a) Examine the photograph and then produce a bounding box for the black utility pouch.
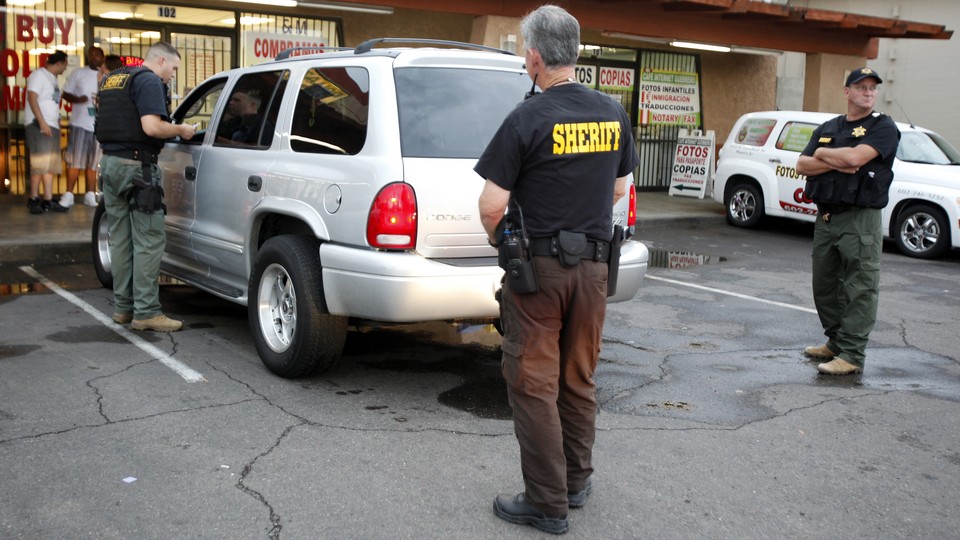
[556,230,587,267]
[506,258,538,294]
[607,225,623,297]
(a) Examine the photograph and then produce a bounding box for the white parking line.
[645,274,818,315]
[19,266,207,383]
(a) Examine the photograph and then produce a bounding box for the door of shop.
[93,20,233,111]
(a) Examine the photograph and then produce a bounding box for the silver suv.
[91,39,649,378]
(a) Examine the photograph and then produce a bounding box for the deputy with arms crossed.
[476,4,638,535]
[96,42,196,332]
[796,67,900,375]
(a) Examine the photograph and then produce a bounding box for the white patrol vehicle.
[91,39,648,378]
[714,110,960,259]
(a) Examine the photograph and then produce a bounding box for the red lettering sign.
[14,15,74,45]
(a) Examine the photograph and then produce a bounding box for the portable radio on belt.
[496,202,538,294]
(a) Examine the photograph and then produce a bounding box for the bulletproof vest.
[95,67,166,154]
[804,113,896,209]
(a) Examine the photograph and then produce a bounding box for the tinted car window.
[215,70,286,149]
[291,67,369,155]
[395,68,528,158]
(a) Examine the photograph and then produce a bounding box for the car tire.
[725,182,764,228]
[894,204,950,259]
[248,235,347,378]
[91,201,113,289]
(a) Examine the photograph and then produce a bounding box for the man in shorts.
[60,46,106,208]
[25,50,69,214]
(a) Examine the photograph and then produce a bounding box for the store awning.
[337,0,952,58]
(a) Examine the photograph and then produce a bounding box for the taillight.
[627,182,637,227]
[367,182,417,249]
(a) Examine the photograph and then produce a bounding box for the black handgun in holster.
[496,204,538,294]
[606,225,624,297]
[129,159,166,215]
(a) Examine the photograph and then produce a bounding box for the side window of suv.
[175,77,227,145]
[215,70,287,149]
[775,122,818,152]
[290,67,369,155]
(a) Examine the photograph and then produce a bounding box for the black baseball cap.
[845,67,883,86]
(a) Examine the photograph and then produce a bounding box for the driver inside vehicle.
[217,89,265,145]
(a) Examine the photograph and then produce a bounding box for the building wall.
[799,0,960,145]
[701,52,779,146]
[340,8,474,46]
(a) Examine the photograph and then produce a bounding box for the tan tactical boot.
[112,312,133,324]
[131,314,183,332]
[803,343,836,359]
[817,358,863,375]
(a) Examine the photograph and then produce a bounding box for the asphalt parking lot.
[1,203,959,539]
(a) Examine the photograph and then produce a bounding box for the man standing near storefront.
[60,46,106,208]
[796,67,900,375]
[24,50,69,214]
[476,4,638,535]
[96,42,195,332]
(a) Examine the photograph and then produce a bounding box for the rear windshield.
[395,67,529,158]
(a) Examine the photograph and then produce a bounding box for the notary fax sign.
[668,130,715,199]
[639,68,701,127]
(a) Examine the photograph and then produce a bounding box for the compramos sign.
[244,30,329,65]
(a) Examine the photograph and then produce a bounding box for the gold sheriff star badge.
[852,126,867,137]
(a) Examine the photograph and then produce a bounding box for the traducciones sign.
[639,68,701,126]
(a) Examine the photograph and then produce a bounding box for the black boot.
[493,493,568,534]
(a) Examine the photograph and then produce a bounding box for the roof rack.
[353,37,514,56]
[275,46,352,61]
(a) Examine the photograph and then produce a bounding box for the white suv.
[713,110,960,259]
[91,39,648,378]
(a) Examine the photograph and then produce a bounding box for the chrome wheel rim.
[729,189,756,223]
[900,211,940,254]
[257,263,296,353]
[96,212,112,275]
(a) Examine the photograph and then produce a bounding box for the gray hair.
[145,41,181,62]
[520,5,580,68]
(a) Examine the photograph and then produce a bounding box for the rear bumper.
[319,239,648,322]
[608,239,648,303]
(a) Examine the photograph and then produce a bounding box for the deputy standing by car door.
[796,67,900,375]
[476,5,638,535]
[96,42,196,332]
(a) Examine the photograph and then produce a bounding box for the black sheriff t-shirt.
[474,83,639,241]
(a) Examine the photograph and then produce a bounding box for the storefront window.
[240,12,341,65]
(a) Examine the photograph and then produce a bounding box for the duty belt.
[105,149,159,164]
[817,204,856,223]
[529,237,610,263]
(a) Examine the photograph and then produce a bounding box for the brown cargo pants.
[499,255,608,517]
